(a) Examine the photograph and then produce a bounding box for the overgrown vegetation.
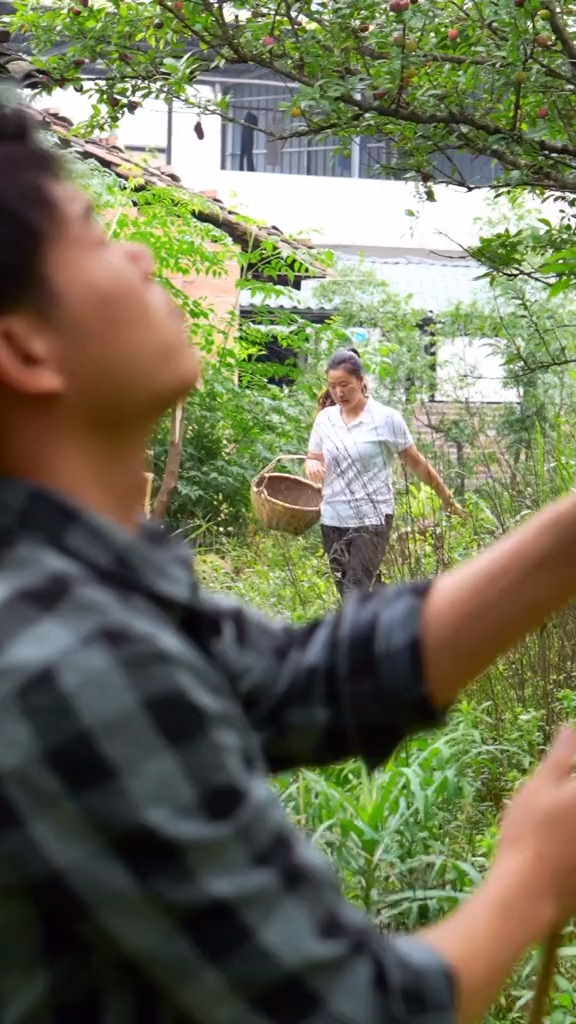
[187,228,576,1016]
[72,136,327,525]
[64,136,576,1020]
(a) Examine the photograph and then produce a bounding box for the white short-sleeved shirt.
[308,398,413,527]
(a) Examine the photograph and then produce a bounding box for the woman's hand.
[443,495,467,519]
[400,446,466,519]
[305,458,325,486]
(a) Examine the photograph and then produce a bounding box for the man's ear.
[0,315,64,395]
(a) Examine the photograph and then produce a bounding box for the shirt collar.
[0,477,197,607]
[335,396,373,424]
[356,396,374,422]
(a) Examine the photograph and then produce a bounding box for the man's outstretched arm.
[197,493,576,771]
[422,727,576,1024]
[421,493,576,709]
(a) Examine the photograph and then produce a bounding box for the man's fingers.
[538,727,576,782]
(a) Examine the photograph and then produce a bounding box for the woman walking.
[306,349,462,596]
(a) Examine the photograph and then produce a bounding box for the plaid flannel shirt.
[0,478,454,1023]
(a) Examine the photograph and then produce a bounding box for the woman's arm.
[399,443,464,515]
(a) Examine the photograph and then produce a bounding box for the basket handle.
[255,454,309,481]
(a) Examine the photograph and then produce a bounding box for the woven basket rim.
[252,470,321,492]
[251,473,321,513]
[255,493,320,514]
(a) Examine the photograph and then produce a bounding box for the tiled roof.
[35,108,326,279]
[0,43,42,88]
[0,48,326,280]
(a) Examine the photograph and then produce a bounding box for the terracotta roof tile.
[0,45,328,280]
[36,107,327,279]
[0,44,43,87]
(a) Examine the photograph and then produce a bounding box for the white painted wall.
[34,86,222,190]
[213,172,492,251]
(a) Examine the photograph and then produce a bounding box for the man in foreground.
[1,101,576,1023]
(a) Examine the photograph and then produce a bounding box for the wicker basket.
[251,455,322,536]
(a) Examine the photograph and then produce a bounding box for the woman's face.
[327,368,364,408]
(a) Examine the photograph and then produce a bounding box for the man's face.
[1,181,201,429]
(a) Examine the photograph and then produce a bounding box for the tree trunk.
[151,401,186,522]
[455,439,466,501]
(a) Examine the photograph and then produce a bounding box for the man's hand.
[421,728,576,1024]
[497,726,576,931]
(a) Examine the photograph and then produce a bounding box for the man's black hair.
[0,101,61,314]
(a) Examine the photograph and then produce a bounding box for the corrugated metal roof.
[345,254,491,311]
[240,252,491,312]
[240,286,331,310]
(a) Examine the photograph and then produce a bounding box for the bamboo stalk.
[143,471,154,519]
[152,401,186,521]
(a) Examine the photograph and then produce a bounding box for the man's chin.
[153,350,203,417]
[185,348,203,392]
[176,347,203,395]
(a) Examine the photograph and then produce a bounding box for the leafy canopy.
[9,0,576,195]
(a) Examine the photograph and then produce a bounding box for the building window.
[219,77,500,186]
[359,136,406,180]
[430,151,500,188]
[221,81,351,177]
[435,337,518,404]
[359,139,498,186]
